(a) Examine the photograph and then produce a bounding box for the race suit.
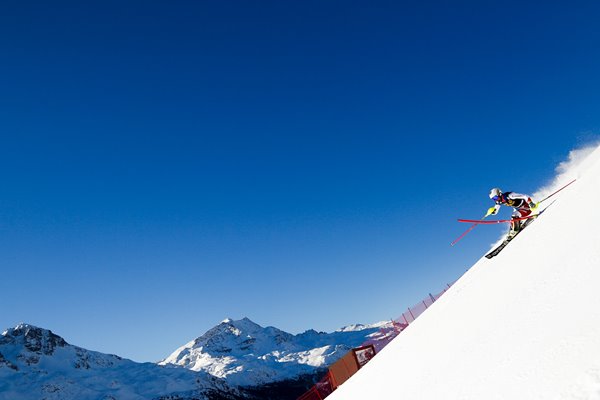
[491,192,534,231]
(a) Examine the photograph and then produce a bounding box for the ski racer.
[487,188,538,237]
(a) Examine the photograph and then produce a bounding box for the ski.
[485,238,512,259]
[484,215,539,259]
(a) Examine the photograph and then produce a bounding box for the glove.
[486,206,498,217]
[529,201,538,210]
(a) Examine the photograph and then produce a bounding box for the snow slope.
[329,144,600,400]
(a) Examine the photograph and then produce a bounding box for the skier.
[487,188,538,237]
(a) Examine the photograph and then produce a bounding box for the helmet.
[489,188,502,201]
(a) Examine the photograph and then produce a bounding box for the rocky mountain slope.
[0,323,233,400]
[160,317,388,387]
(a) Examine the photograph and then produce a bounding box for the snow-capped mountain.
[0,319,389,399]
[0,323,232,400]
[160,317,390,387]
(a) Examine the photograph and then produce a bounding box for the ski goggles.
[492,195,501,202]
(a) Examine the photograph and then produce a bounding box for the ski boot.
[507,221,522,239]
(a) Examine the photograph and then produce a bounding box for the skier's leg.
[519,208,534,228]
[509,210,522,237]
[510,208,533,237]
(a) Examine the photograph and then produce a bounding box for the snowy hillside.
[0,324,230,400]
[0,319,389,399]
[160,317,390,387]
[328,144,600,399]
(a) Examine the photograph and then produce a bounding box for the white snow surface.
[160,317,390,386]
[329,144,600,399]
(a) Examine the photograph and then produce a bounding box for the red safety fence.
[297,283,453,400]
[297,371,335,400]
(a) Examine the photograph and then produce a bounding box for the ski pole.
[451,212,490,246]
[450,222,479,246]
[538,179,576,204]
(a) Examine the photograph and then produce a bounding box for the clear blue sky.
[1,1,598,362]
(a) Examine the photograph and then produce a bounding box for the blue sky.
[1,1,599,362]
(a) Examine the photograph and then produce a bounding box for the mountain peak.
[3,322,42,334]
[212,317,265,337]
[160,317,390,386]
[0,325,228,400]
[1,323,68,355]
[219,317,258,327]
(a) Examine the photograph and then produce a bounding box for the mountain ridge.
[160,317,389,386]
[0,323,234,400]
[0,318,388,399]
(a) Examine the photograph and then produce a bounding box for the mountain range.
[0,318,389,400]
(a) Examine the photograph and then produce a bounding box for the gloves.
[529,201,538,210]
[486,206,498,217]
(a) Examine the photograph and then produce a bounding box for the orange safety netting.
[297,283,453,400]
